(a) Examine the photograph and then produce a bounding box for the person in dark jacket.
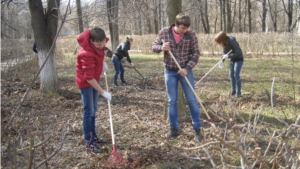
[76,27,111,154]
[152,13,202,141]
[111,36,134,86]
[214,31,244,97]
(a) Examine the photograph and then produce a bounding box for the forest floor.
[1,54,299,168]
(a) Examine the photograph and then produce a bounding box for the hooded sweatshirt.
[75,30,107,88]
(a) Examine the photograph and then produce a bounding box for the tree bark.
[238,0,242,32]
[198,0,210,33]
[164,0,187,121]
[262,0,267,32]
[247,0,252,33]
[28,0,60,93]
[226,0,232,32]
[268,0,278,32]
[76,0,84,33]
[166,0,182,25]
[107,0,119,50]
[281,0,293,32]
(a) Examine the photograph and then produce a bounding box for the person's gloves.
[102,61,108,73]
[219,61,224,68]
[222,54,229,60]
[101,91,112,100]
[130,62,134,67]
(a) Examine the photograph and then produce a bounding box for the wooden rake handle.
[194,49,232,86]
[161,40,212,122]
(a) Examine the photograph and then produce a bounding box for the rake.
[127,61,146,80]
[194,50,232,86]
[162,40,216,128]
[103,72,128,167]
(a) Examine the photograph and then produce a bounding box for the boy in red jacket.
[75,27,111,154]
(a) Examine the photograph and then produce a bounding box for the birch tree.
[28,0,60,92]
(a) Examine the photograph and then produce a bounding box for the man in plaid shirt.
[152,13,202,141]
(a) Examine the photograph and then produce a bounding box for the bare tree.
[76,0,83,33]
[261,0,268,32]
[107,0,119,50]
[281,0,294,32]
[198,0,210,33]
[28,0,60,92]
[247,0,252,33]
[268,0,278,32]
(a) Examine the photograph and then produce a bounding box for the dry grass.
[1,33,300,168]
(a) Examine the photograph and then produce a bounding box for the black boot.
[194,129,203,141]
[121,81,127,86]
[167,127,178,138]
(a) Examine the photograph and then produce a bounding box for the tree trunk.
[281,0,293,32]
[262,0,267,32]
[198,0,210,33]
[219,0,223,31]
[226,0,232,32]
[238,0,242,32]
[271,0,278,32]
[107,0,119,50]
[154,0,159,34]
[247,0,252,33]
[163,0,186,121]
[76,0,84,33]
[166,0,182,25]
[28,0,60,93]
[222,0,226,31]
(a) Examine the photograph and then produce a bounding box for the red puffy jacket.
[75,30,108,88]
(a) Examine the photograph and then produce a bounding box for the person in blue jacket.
[111,36,134,86]
[215,31,244,97]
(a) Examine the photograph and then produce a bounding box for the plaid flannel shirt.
[152,24,200,71]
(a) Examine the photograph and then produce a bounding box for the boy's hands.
[101,91,111,100]
[161,42,170,51]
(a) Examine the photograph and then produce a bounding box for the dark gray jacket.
[223,36,243,62]
[114,41,132,63]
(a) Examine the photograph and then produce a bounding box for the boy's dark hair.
[90,27,106,42]
[175,13,190,27]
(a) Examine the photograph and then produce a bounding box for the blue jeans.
[111,56,125,83]
[80,86,98,145]
[164,69,201,130]
[229,61,243,93]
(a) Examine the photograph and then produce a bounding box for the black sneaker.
[94,138,107,144]
[231,91,236,96]
[194,129,203,141]
[86,144,101,154]
[113,82,118,87]
[236,92,242,98]
[167,127,178,138]
[121,81,127,86]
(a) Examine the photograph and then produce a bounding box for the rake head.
[103,144,128,168]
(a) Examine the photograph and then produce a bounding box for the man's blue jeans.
[80,86,98,145]
[111,56,125,83]
[229,61,243,93]
[164,69,201,130]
